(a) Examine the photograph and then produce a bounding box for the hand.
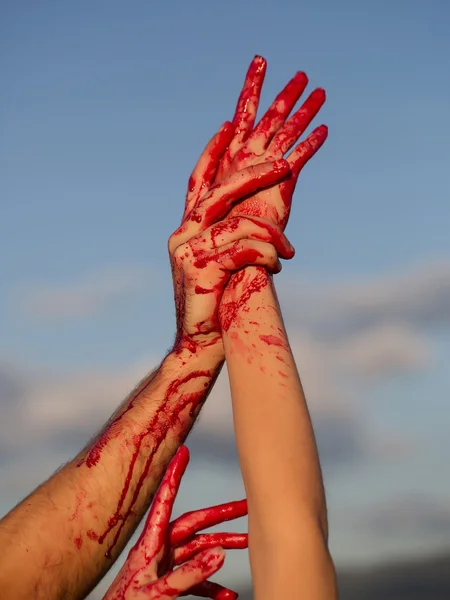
[168,125,295,352]
[206,56,328,332]
[217,55,328,229]
[103,446,248,600]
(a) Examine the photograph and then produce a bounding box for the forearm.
[220,266,336,598]
[0,343,224,600]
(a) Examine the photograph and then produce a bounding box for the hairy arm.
[0,114,292,600]
[0,344,223,600]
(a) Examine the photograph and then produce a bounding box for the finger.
[268,88,326,157]
[174,533,248,565]
[243,71,309,155]
[287,124,329,180]
[143,547,225,598]
[193,239,282,275]
[170,499,247,546]
[133,446,190,561]
[185,581,239,599]
[183,122,235,222]
[218,56,267,178]
[191,215,295,259]
[229,55,267,153]
[188,160,290,230]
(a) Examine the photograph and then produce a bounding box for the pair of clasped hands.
[103,56,327,600]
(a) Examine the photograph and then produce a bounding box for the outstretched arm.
[218,57,337,598]
[0,121,291,600]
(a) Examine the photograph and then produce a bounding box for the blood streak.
[259,334,285,347]
[73,537,83,550]
[219,267,269,332]
[79,372,212,557]
[194,285,214,294]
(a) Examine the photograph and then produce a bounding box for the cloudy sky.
[1,0,450,596]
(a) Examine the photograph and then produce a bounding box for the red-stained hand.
[168,128,295,351]
[216,55,328,229]
[103,446,248,600]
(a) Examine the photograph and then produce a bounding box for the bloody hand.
[168,128,295,352]
[217,55,328,229]
[207,56,328,331]
[102,446,248,600]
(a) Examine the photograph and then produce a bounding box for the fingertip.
[312,87,326,102]
[294,71,309,86]
[272,158,291,177]
[179,445,190,462]
[316,123,329,139]
[253,54,267,67]
[200,546,226,569]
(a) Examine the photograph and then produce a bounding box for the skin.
[0,118,291,599]
[204,57,337,598]
[103,446,247,600]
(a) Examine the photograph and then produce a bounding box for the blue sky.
[1,0,450,595]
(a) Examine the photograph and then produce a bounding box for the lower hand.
[102,446,248,600]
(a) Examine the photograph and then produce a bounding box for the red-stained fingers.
[286,124,329,180]
[186,581,238,600]
[183,122,235,222]
[229,55,267,153]
[132,446,190,562]
[187,159,290,230]
[174,532,248,565]
[244,71,309,155]
[266,88,326,159]
[189,215,295,260]
[142,547,225,599]
[192,239,283,276]
[170,499,247,546]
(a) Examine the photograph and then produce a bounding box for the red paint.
[202,159,290,227]
[170,499,247,545]
[103,447,246,600]
[259,334,285,347]
[73,536,83,549]
[218,267,269,332]
[194,285,214,294]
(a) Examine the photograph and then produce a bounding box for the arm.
[218,57,337,598]
[0,345,224,600]
[222,276,337,599]
[0,120,291,600]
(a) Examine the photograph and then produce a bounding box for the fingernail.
[293,71,309,85]
[310,87,326,102]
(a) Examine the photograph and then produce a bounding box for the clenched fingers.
[189,215,295,260]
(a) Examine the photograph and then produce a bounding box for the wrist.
[168,333,225,370]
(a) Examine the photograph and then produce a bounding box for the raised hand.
[169,125,294,352]
[217,55,327,229]
[103,446,248,600]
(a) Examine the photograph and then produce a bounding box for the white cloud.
[13,265,153,320]
[2,259,446,469]
[279,260,450,334]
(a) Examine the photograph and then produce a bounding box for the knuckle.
[173,243,191,264]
